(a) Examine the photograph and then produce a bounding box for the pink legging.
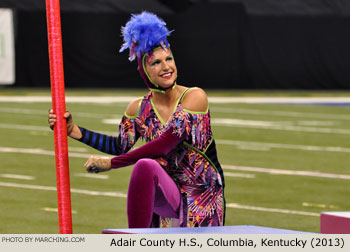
[127,158,181,228]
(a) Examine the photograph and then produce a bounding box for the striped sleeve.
[77,116,139,155]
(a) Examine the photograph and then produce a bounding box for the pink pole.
[45,0,73,234]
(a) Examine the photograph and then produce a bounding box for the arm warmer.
[111,127,186,169]
[78,126,138,155]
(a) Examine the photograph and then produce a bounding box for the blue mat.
[102,225,311,234]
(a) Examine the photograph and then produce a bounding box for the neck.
[151,84,183,105]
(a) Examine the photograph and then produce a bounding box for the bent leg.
[127,158,180,228]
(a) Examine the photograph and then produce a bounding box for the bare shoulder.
[181,87,208,113]
[125,98,142,118]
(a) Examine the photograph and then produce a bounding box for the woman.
[48,11,225,228]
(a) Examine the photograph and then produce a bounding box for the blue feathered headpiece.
[119,11,172,61]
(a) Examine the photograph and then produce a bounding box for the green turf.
[0,88,349,233]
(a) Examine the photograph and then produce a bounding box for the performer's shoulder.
[181,87,208,113]
[125,97,142,118]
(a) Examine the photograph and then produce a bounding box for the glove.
[84,156,112,173]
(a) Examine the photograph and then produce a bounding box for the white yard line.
[210,107,350,120]
[0,123,116,136]
[298,121,335,126]
[0,96,136,103]
[74,173,109,180]
[1,96,350,104]
[209,97,350,104]
[0,181,318,217]
[216,139,350,153]
[224,172,256,179]
[1,146,349,180]
[42,207,78,214]
[226,203,319,217]
[0,146,105,159]
[302,202,337,209]
[211,118,350,134]
[0,107,47,115]
[0,123,50,131]
[0,174,35,180]
[69,147,89,153]
[223,164,350,180]
[0,181,127,198]
[0,107,121,119]
[212,118,292,127]
[102,119,121,125]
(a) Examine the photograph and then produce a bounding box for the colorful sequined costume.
[78,88,225,227]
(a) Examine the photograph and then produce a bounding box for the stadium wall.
[1,0,350,89]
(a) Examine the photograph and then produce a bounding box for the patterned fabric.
[78,88,225,227]
[134,90,225,227]
[118,116,139,153]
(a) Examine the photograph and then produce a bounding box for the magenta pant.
[127,158,181,228]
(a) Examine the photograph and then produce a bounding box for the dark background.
[1,0,350,89]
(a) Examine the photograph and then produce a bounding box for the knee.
[131,158,160,179]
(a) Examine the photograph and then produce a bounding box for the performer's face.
[145,48,177,89]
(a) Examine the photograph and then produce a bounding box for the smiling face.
[144,48,177,89]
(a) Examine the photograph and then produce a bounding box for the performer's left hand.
[84,156,111,173]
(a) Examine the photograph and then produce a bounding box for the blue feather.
[119,11,172,61]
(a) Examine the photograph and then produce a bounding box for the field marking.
[0,174,35,180]
[0,107,49,115]
[42,207,77,214]
[226,203,319,217]
[0,107,122,119]
[210,107,350,120]
[223,172,256,179]
[74,173,109,180]
[211,118,350,135]
[212,118,291,127]
[0,96,135,103]
[0,146,102,159]
[298,121,335,126]
[1,95,350,104]
[1,146,350,180]
[216,139,350,153]
[102,119,122,125]
[69,147,90,153]
[0,123,50,132]
[0,181,318,217]
[208,97,350,104]
[0,123,115,136]
[223,164,350,180]
[302,202,337,209]
[0,182,127,198]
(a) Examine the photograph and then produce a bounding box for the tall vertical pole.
[45,0,73,234]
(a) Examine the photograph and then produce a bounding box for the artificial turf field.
[0,88,350,233]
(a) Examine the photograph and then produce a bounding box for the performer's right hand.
[84,156,112,173]
[48,109,75,136]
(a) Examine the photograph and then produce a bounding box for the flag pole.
[45,0,73,234]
